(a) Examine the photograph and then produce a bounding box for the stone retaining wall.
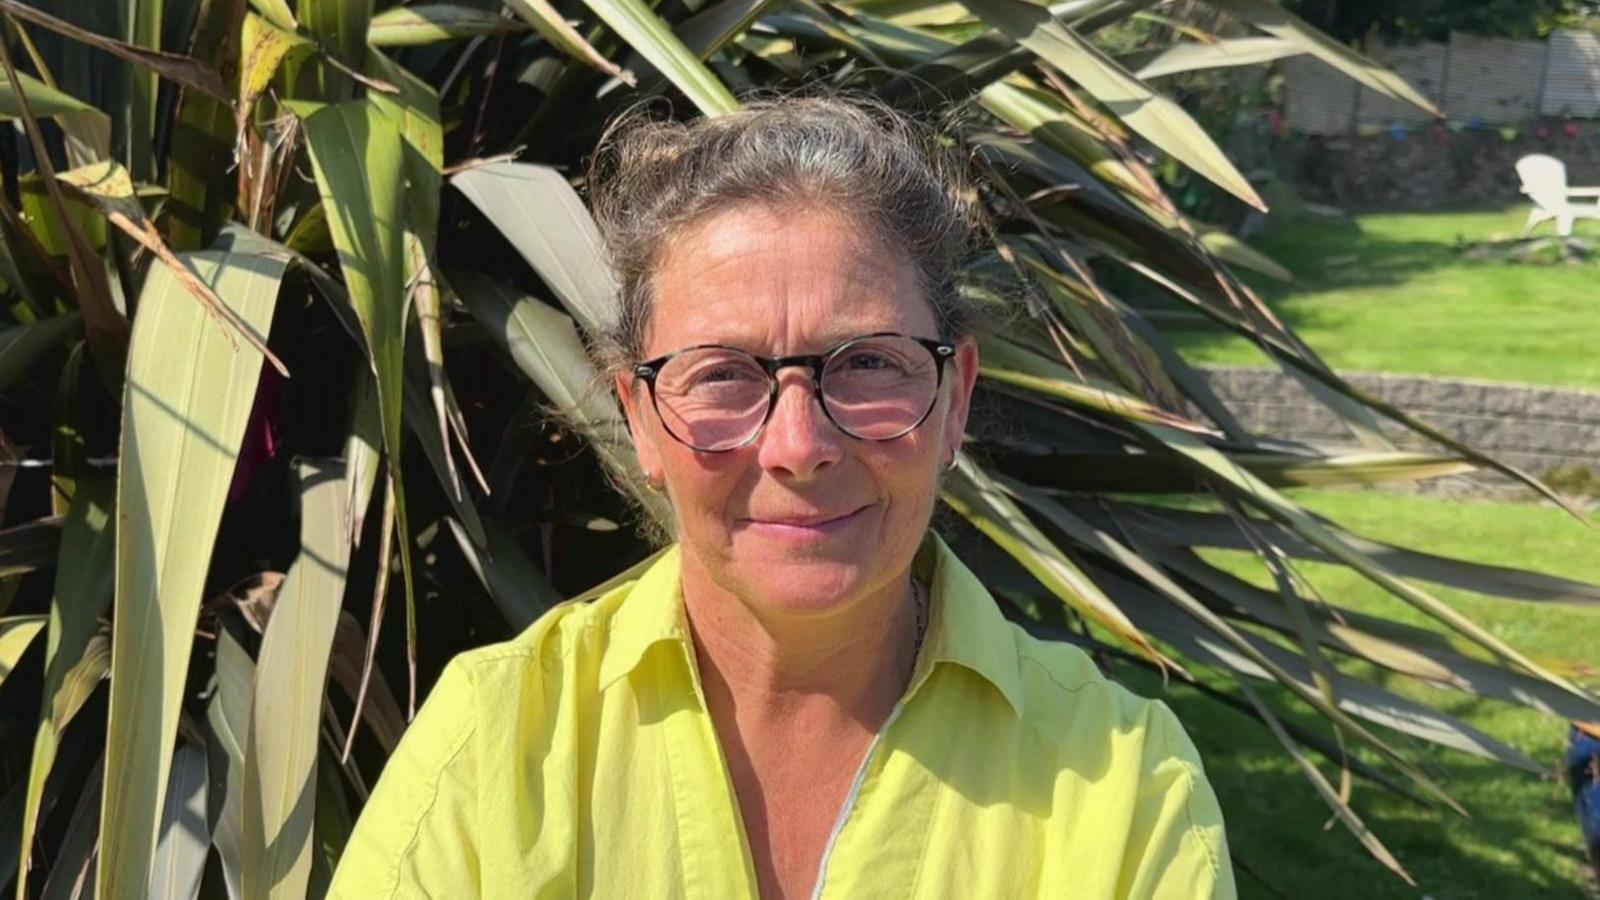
[1198,366,1600,501]
[1284,126,1600,211]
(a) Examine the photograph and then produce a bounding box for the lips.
[741,504,870,539]
[752,508,861,527]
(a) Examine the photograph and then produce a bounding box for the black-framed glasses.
[632,331,957,452]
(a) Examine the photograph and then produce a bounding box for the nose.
[755,369,844,479]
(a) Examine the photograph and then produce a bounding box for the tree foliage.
[0,0,1596,897]
[1284,0,1600,42]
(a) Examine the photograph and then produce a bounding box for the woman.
[329,96,1235,899]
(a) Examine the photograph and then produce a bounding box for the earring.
[945,449,961,471]
[645,471,665,492]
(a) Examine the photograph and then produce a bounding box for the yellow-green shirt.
[328,534,1235,899]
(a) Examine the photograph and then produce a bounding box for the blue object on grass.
[1566,724,1600,878]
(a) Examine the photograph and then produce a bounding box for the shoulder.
[443,577,641,697]
[353,587,633,793]
[330,579,650,896]
[1010,628,1207,778]
[1005,633,1233,894]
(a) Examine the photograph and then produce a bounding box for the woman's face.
[616,203,979,618]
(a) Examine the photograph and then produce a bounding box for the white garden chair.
[1516,154,1600,237]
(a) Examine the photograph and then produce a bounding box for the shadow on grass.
[1116,664,1596,900]
[1245,224,1461,298]
[1114,218,1466,344]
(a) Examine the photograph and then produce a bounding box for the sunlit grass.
[1117,488,1600,899]
[1163,205,1600,390]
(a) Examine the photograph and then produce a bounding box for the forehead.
[644,203,936,355]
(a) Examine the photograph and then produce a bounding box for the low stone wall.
[1284,124,1600,211]
[1198,366,1600,501]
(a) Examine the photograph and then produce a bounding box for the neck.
[680,560,919,732]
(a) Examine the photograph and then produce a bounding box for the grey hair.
[585,92,988,373]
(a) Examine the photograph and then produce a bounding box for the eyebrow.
[666,328,915,357]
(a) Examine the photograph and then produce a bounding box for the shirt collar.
[596,534,1025,718]
[909,532,1025,717]
[597,544,688,691]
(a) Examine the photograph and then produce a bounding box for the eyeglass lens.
[652,335,941,451]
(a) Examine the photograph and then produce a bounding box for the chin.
[728,550,878,616]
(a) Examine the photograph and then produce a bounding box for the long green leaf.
[1152,546,1600,722]
[0,31,127,390]
[1236,680,1416,885]
[977,81,1165,210]
[242,461,352,900]
[247,0,296,30]
[1197,228,1292,282]
[146,744,207,900]
[957,0,1264,209]
[237,12,314,132]
[298,0,372,71]
[100,250,284,900]
[0,313,80,393]
[1104,500,1600,605]
[328,612,405,754]
[1001,448,1475,493]
[504,0,631,82]
[1107,571,1536,773]
[1,13,108,167]
[163,0,244,251]
[979,335,1190,425]
[617,0,781,78]
[40,754,102,900]
[450,271,667,521]
[370,49,488,528]
[51,342,90,515]
[0,70,94,119]
[1009,242,1187,409]
[1202,0,1438,115]
[402,361,486,547]
[445,518,562,633]
[1225,451,1478,486]
[207,628,254,900]
[942,456,1173,668]
[0,0,230,102]
[1140,422,1598,704]
[0,615,45,688]
[1129,35,1301,79]
[164,91,234,251]
[343,370,382,546]
[1005,479,1482,797]
[0,518,61,579]
[125,0,164,179]
[297,98,419,715]
[369,4,526,46]
[569,0,739,115]
[17,477,113,900]
[451,162,618,335]
[863,0,1122,104]
[57,159,286,375]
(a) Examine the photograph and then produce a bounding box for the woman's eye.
[693,364,760,386]
[844,352,896,371]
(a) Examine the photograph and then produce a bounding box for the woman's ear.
[943,337,979,463]
[614,371,663,483]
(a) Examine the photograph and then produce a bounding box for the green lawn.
[1163,206,1600,391]
[1116,489,1600,899]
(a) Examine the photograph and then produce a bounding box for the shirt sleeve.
[1117,700,1237,900]
[327,659,481,900]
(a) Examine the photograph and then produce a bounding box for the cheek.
[663,446,750,528]
[862,439,941,520]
